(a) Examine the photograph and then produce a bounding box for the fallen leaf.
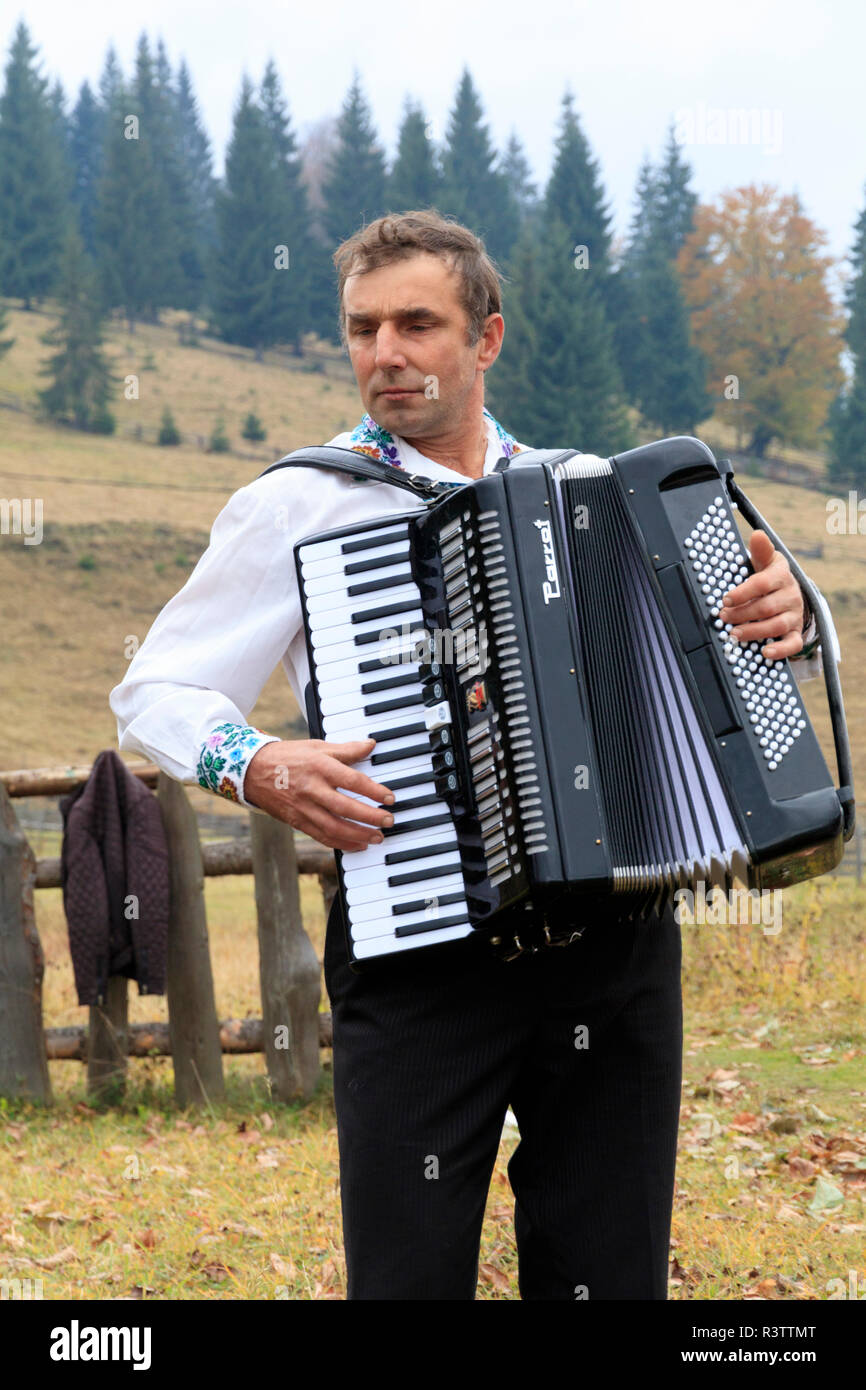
[787,1156,819,1177]
[730,1112,763,1133]
[270,1253,298,1280]
[32,1246,78,1268]
[479,1261,511,1292]
[808,1176,844,1216]
[135,1229,157,1250]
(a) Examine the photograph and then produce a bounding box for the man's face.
[342,252,500,437]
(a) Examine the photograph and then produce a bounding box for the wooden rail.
[0,762,338,1108]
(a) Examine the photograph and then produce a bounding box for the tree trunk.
[0,783,52,1102]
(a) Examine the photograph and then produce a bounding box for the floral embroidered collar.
[347,406,526,473]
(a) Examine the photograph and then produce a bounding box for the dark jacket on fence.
[60,750,169,1006]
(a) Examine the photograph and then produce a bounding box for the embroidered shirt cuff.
[196,722,280,808]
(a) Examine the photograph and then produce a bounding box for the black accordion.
[279,437,854,967]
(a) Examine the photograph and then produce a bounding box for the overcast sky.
[6,0,865,277]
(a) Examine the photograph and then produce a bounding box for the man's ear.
[478,313,504,371]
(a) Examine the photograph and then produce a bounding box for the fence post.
[156,773,225,1107]
[0,782,52,1102]
[249,813,321,1100]
[87,977,129,1101]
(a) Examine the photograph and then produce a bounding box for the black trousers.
[323,893,683,1300]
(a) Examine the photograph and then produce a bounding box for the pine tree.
[545,91,613,277]
[654,124,698,259]
[0,285,14,359]
[438,69,515,265]
[500,132,537,231]
[387,100,440,211]
[210,76,287,355]
[830,188,866,487]
[94,35,183,325]
[258,58,313,351]
[488,217,633,453]
[176,58,218,266]
[69,81,105,258]
[630,250,711,433]
[616,140,709,432]
[321,76,387,245]
[38,225,117,431]
[0,22,70,306]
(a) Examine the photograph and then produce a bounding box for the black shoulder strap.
[256,445,458,503]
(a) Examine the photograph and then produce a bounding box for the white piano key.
[346,871,464,921]
[322,704,430,738]
[344,854,463,904]
[319,680,424,717]
[309,608,424,652]
[314,650,421,685]
[301,545,410,582]
[302,560,413,599]
[352,751,435,782]
[306,581,420,623]
[352,923,474,958]
[342,826,458,876]
[298,524,410,565]
[349,898,468,941]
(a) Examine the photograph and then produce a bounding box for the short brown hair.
[333,209,503,346]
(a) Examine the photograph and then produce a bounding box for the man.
[110,210,837,1300]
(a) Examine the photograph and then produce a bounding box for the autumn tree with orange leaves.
[677,185,844,457]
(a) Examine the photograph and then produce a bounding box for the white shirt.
[109,421,839,810]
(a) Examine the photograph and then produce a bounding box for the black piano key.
[361,671,421,694]
[355,619,422,644]
[358,654,403,673]
[395,914,471,939]
[363,692,425,717]
[391,890,465,916]
[381,792,441,813]
[341,528,409,555]
[368,720,426,744]
[344,547,410,575]
[347,571,411,598]
[382,812,453,839]
[379,769,434,792]
[351,597,419,626]
[371,740,431,764]
[384,837,459,866]
[388,861,462,888]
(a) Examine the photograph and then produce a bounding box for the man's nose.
[374,325,407,370]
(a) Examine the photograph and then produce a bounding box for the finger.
[319,783,395,829]
[326,738,377,764]
[321,756,395,805]
[749,529,776,571]
[294,799,386,852]
[761,630,804,661]
[720,569,794,619]
[730,610,800,642]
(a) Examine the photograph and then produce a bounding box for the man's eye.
[409,324,431,332]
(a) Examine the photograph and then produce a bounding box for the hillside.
[0,304,862,810]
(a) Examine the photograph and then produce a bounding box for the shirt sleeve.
[788,582,841,686]
[109,481,302,810]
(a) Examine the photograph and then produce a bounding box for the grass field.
[1,303,864,1300]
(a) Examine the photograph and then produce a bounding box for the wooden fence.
[0,761,337,1109]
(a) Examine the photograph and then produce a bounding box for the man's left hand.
[718,530,805,661]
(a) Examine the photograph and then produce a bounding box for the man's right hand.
[242,738,395,852]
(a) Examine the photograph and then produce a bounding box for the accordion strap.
[257,445,459,503]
